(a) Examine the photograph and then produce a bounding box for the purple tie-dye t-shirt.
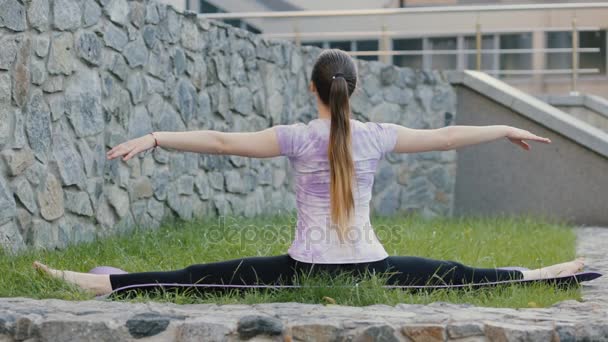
[275,118,399,264]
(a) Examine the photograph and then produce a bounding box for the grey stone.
[0,73,10,103]
[181,18,202,51]
[12,108,26,148]
[384,86,413,105]
[129,2,144,28]
[48,32,74,75]
[428,165,452,192]
[48,95,65,120]
[0,0,26,31]
[52,131,86,187]
[64,190,94,216]
[147,50,171,80]
[104,0,129,26]
[30,59,47,86]
[42,76,64,93]
[147,197,164,222]
[370,102,402,124]
[122,37,148,67]
[127,106,152,141]
[37,173,64,221]
[237,315,283,340]
[26,218,54,249]
[11,177,37,214]
[208,171,224,191]
[176,322,231,342]
[106,186,129,218]
[12,37,30,107]
[25,89,52,161]
[0,220,25,253]
[126,73,145,104]
[230,87,253,115]
[167,186,192,220]
[173,48,186,76]
[33,36,50,58]
[126,313,171,339]
[96,196,116,229]
[373,186,401,216]
[83,0,101,27]
[0,107,14,148]
[75,31,102,66]
[145,2,159,24]
[129,177,153,200]
[224,170,245,194]
[157,7,180,44]
[107,53,129,81]
[28,0,49,32]
[151,168,169,200]
[176,175,194,195]
[447,322,484,339]
[52,0,81,31]
[142,25,157,49]
[0,37,18,70]
[24,161,45,185]
[173,79,196,123]
[194,173,211,200]
[65,68,104,137]
[0,177,16,225]
[104,23,128,51]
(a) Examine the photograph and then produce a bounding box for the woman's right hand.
[505,127,551,151]
[107,133,157,161]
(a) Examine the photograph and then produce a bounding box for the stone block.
[37,173,64,221]
[1,148,34,176]
[53,0,81,31]
[28,0,50,32]
[0,0,27,31]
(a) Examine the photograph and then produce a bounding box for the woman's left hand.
[107,134,156,161]
[506,127,552,150]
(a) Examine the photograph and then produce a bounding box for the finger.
[518,140,530,150]
[123,147,141,161]
[109,145,130,160]
[526,135,551,143]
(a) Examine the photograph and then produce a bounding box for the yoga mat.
[90,266,602,300]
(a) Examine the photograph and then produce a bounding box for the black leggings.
[109,254,523,291]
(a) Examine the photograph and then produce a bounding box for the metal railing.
[199,3,608,94]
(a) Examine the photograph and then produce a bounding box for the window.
[355,40,379,61]
[303,41,325,49]
[199,0,261,34]
[580,30,606,75]
[499,33,532,72]
[429,37,457,69]
[393,38,423,69]
[464,35,495,70]
[329,41,351,51]
[546,30,606,75]
[546,31,572,69]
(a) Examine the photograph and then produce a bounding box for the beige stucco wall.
[454,86,608,225]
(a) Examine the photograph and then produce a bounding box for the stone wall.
[0,0,456,252]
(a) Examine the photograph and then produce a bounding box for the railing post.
[571,14,579,95]
[380,25,391,65]
[294,23,301,47]
[476,15,482,71]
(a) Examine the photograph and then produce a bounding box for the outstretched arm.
[391,124,551,153]
[106,128,281,161]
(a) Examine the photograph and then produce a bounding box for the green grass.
[0,213,581,308]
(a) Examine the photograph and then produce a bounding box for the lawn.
[0,214,580,308]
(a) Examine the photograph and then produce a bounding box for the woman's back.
[275,118,398,264]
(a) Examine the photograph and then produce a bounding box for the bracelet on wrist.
[150,132,159,148]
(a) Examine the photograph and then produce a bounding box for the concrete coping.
[537,94,608,119]
[448,70,608,159]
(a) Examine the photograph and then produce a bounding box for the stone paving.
[0,227,606,341]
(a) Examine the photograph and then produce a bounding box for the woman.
[34,49,583,296]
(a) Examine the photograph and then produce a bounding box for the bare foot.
[521,257,585,280]
[33,261,113,296]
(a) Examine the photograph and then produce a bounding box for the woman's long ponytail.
[328,76,354,239]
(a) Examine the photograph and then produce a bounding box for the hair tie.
[332,73,345,80]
